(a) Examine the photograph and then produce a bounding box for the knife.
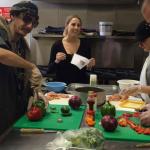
[20,128,57,134]
[136,143,150,148]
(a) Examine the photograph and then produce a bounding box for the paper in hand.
[71,53,90,69]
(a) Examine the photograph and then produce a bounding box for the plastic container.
[45,82,66,92]
[99,21,113,36]
[117,79,139,90]
[90,74,97,86]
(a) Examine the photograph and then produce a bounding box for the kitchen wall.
[33,1,143,32]
[0,0,22,6]
[31,1,144,66]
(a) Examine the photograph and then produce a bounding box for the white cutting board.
[107,95,143,112]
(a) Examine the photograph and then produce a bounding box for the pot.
[67,86,106,106]
[99,21,113,36]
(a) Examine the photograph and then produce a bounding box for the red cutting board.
[13,105,85,131]
[95,111,150,142]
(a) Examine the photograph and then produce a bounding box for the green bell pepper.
[100,101,116,117]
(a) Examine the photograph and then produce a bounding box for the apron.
[140,53,150,103]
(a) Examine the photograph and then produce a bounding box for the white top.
[140,53,150,103]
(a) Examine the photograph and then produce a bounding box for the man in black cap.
[135,21,150,51]
[0,1,43,135]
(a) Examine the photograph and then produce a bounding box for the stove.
[93,68,140,84]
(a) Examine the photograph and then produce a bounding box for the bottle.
[87,94,95,111]
[88,91,97,111]
[90,74,97,86]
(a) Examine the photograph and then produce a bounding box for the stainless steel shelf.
[32,33,135,40]
[33,0,138,5]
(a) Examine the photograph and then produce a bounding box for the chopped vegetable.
[118,118,127,127]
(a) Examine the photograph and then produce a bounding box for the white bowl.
[117,79,139,90]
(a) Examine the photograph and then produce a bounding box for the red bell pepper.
[27,106,43,121]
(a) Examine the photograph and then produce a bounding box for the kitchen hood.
[33,0,138,5]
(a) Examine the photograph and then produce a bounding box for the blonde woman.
[47,15,95,84]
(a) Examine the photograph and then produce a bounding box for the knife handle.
[136,143,150,148]
[20,128,44,134]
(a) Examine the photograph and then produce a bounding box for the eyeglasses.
[20,13,39,28]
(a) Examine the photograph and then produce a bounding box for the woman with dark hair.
[120,0,150,126]
[47,15,95,84]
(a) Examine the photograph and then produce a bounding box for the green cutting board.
[95,111,150,142]
[13,105,85,131]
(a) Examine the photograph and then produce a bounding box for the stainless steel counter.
[0,84,149,150]
[0,130,149,150]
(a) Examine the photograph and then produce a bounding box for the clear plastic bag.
[46,128,104,150]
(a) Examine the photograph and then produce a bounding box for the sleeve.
[146,64,150,85]
[47,41,60,74]
[146,65,150,98]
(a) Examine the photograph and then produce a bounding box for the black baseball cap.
[10,1,38,18]
[135,20,150,42]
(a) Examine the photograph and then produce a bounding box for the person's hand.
[119,85,139,97]
[141,103,150,111]
[30,65,43,90]
[27,91,48,110]
[108,93,129,101]
[87,58,95,70]
[34,90,49,108]
[140,110,150,126]
[55,52,66,63]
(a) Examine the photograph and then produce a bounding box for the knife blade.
[20,128,57,134]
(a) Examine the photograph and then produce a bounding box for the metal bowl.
[66,86,106,106]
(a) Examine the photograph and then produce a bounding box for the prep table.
[0,84,149,150]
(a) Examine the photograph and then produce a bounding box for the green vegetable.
[50,106,58,113]
[33,99,46,116]
[66,128,104,149]
[100,101,116,117]
[61,106,70,114]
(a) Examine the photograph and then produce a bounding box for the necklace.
[62,38,80,54]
